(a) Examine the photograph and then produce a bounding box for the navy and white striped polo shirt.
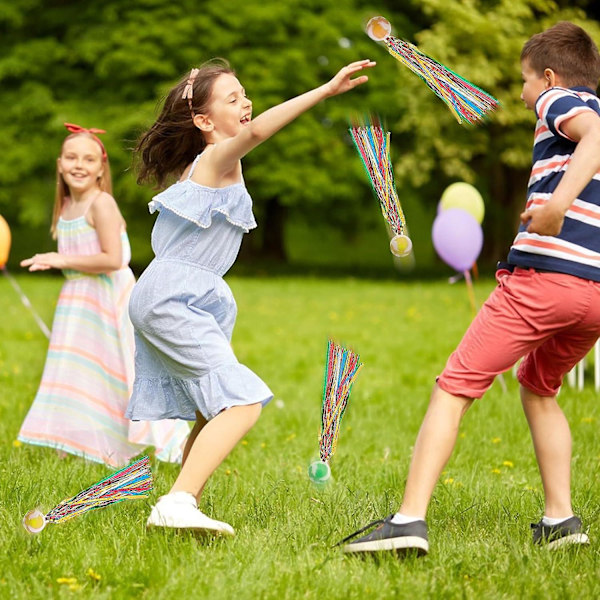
[507,86,600,281]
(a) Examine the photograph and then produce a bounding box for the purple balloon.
[432,208,483,272]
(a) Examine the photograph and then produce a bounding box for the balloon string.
[463,269,477,316]
[1,267,51,339]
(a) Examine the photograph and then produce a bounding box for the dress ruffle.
[126,362,273,421]
[149,180,257,233]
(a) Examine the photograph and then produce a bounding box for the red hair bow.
[63,122,107,159]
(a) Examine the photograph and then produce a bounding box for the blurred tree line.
[0,0,598,271]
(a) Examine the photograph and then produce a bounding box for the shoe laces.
[334,515,392,547]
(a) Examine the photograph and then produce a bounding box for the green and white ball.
[308,460,331,484]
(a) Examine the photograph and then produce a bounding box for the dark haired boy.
[343,21,600,555]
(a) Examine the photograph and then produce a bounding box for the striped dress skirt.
[18,216,189,468]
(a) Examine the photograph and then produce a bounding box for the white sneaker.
[146,491,235,536]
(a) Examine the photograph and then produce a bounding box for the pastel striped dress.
[18,214,190,468]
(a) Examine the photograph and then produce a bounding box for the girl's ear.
[193,113,214,133]
[57,157,63,174]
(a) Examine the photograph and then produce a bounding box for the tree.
[0,0,598,267]
[0,0,417,264]
[386,0,600,260]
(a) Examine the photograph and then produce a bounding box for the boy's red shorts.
[437,267,600,398]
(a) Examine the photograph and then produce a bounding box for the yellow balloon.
[440,182,485,224]
[0,214,11,267]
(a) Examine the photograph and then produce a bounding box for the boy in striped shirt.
[343,22,600,556]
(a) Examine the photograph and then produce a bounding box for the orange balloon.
[0,214,11,267]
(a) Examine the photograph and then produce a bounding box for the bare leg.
[170,403,262,499]
[181,411,208,468]
[399,384,473,518]
[520,386,573,518]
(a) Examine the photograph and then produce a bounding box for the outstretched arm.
[20,194,125,274]
[521,110,600,236]
[210,59,376,173]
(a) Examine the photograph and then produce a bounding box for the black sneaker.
[531,516,589,549]
[340,515,429,556]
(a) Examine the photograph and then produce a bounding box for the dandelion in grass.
[502,461,514,468]
[581,417,595,423]
[22,455,152,534]
[87,569,101,582]
[491,468,501,475]
[308,340,363,485]
[492,437,501,444]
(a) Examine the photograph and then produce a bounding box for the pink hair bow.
[182,68,200,117]
[63,122,107,159]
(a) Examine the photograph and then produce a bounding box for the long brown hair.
[51,133,113,239]
[135,58,234,189]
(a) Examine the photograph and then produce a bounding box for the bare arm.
[209,59,375,174]
[21,194,125,274]
[521,111,600,235]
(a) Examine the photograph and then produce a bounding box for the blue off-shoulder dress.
[126,157,273,422]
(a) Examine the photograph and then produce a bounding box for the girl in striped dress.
[18,123,189,468]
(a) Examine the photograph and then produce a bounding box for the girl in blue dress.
[128,57,375,534]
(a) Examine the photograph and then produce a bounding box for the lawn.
[1,273,599,599]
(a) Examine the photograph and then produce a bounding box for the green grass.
[1,273,600,599]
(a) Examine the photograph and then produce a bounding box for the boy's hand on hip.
[520,203,565,237]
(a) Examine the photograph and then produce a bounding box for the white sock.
[162,491,197,507]
[542,515,573,526]
[390,512,423,525]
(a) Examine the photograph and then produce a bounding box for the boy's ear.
[544,68,558,88]
[193,113,214,133]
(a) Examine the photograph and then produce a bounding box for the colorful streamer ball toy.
[365,16,499,125]
[22,455,153,534]
[308,340,363,485]
[349,121,412,257]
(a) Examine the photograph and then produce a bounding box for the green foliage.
[2,274,600,598]
[0,0,599,266]
[388,0,600,255]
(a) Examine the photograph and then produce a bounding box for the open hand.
[325,59,376,97]
[520,203,566,237]
[20,252,64,272]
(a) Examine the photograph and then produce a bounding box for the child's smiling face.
[205,73,252,140]
[58,136,104,194]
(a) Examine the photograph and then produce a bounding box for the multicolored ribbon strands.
[319,340,363,462]
[349,122,406,238]
[384,36,499,124]
[23,455,153,533]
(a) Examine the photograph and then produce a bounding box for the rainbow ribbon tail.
[318,340,363,462]
[44,455,153,525]
[385,37,499,124]
[348,121,408,236]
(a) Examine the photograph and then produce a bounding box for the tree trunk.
[238,196,288,262]
[260,196,288,261]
